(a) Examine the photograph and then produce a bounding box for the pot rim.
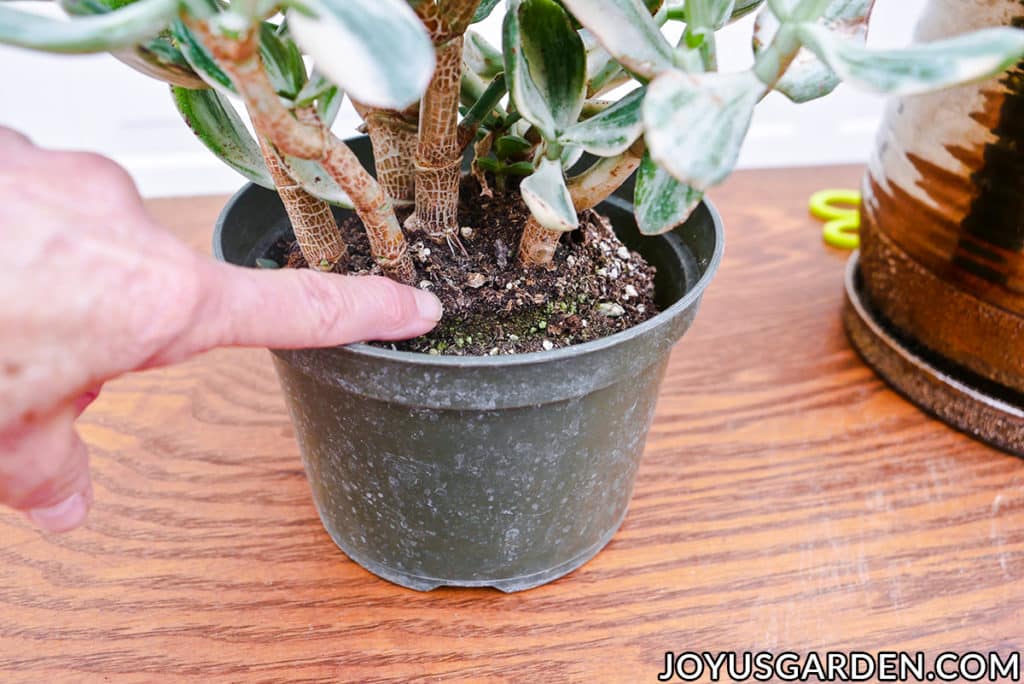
[214,186,724,369]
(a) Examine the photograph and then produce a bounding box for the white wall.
[0,0,927,198]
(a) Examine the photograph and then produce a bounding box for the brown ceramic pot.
[849,0,1024,453]
[856,0,1024,396]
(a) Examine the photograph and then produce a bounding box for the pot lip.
[215,184,724,369]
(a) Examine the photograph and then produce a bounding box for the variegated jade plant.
[3,0,1024,288]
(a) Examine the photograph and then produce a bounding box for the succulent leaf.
[503,0,587,141]
[634,151,703,235]
[258,22,307,100]
[730,0,765,21]
[559,86,644,157]
[582,29,626,97]
[643,69,765,189]
[58,0,207,87]
[472,0,503,23]
[278,154,354,208]
[559,0,675,80]
[171,86,274,188]
[687,0,737,30]
[287,0,434,109]
[465,30,505,80]
[521,157,579,232]
[664,0,764,22]
[754,0,875,103]
[316,83,343,127]
[170,19,235,94]
[797,24,1024,96]
[0,0,179,54]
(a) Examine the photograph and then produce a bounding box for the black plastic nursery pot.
[214,136,724,592]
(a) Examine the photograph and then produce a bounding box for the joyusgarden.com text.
[657,651,1021,681]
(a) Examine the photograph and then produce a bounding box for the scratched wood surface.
[2,166,1022,683]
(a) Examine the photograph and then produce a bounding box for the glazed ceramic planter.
[847,0,1024,454]
[214,136,724,591]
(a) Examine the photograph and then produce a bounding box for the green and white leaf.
[258,22,307,100]
[494,134,533,159]
[561,143,584,170]
[293,69,343,124]
[581,28,628,97]
[560,0,674,79]
[730,0,765,21]
[295,69,333,106]
[112,40,208,88]
[559,86,644,156]
[797,24,1024,96]
[472,0,504,24]
[316,82,343,126]
[170,18,235,95]
[643,69,765,189]
[634,151,702,235]
[754,0,874,103]
[0,0,178,54]
[57,0,207,87]
[687,0,737,30]
[465,29,504,80]
[287,0,434,109]
[171,86,274,188]
[279,155,354,208]
[504,0,586,141]
[664,0,763,22]
[521,157,579,232]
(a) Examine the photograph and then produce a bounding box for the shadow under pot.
[214,136,724,592]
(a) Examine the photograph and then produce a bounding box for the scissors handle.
[809,189,862,249]
[809,189,861,222]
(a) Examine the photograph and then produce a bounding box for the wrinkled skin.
[0,128,442,533]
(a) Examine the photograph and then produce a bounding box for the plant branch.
[257,135,347,271]
[187,18,416,283]
[518,141,645,268]
[407,4,479,241]
[753,0,832,87]
[438,0,482,35]
[518,216,562,268]
[567,141,644,211]
[352,100,419,207]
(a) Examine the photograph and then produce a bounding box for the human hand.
[0,127,442,533]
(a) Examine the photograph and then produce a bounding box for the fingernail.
[28,492,88,533]
[413,289,443,323]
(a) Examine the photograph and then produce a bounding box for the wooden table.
[2,166,1022,682]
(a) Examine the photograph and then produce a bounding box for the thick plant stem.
[352,101,419,207]
[518,144,644,268]
[518,217,563,268]
[407,34,464,241]
[323,142,416,284]
[188,21,416,283]
[258,137,347,271]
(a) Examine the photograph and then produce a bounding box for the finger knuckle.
[53,151,140,204]
[364,277,411,331]
[296,270,351,334]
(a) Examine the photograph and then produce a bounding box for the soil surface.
[267,178,659,355]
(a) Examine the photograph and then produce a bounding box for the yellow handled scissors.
[809,189,861,250]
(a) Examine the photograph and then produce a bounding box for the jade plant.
[4,0,1024,288]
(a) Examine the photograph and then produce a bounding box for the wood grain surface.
[2,166,1022,683]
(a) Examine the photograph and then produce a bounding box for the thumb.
[180,259,442,354]
[0,406,93,533]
